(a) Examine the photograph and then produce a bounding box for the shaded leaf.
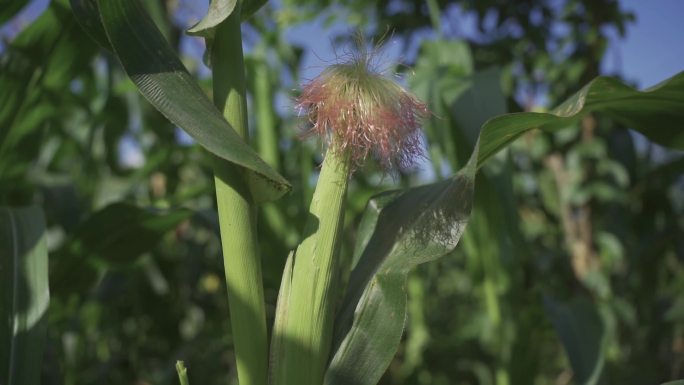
[0,206,49,385]
[69,0,111,49]
[51,203,191,294]
[543,296,606,385]
[325,144,478,385]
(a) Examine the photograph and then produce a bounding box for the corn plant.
[2,1,684,385]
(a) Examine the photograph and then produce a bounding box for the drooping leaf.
[186,0,268,67]
[0,206,49,385]
[186,0,238,38]
[69,0,291,202]
[477,71,684,167]
[51,203,192,294]
[543,296,607,385]
[325,144,478,385]
[187,0,268,37]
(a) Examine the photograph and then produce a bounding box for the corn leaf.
[478,71,684,166]
[325,144,478,385]
[327,70,684,384]
[69,0,291,202]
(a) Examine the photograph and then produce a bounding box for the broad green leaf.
[71,0,291,202]
[0,206,49,385]
[543,296,607,385]
[51,203,191,294]
[325,273,407,385]
[662,381,684,385]
[478,71,684,167]
[325,144,478,385]
[69,0,111,49]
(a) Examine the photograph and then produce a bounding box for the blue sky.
[602,0,684,88]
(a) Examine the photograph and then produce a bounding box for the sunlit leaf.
[478,72,684,167]
[325,143,478,385]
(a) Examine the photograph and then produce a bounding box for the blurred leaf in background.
[0,207,49,385]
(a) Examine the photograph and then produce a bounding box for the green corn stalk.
[210,6,268,385]
[279,148,351,385]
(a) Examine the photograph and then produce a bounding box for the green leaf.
[186,0,267,37]
[186,0,238,38]
[0,206,49,385]
[661,381,684,385]
[242,0,269,20]
[51,203,191,294]
[69,0,111,50]
[186,0,267,67]
[543,296,607,385]
[325,144,478,385]
[327,69,684,385]
[478,71,684,167]
[71,0,290,202]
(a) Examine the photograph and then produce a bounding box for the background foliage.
[1,0,683,384]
